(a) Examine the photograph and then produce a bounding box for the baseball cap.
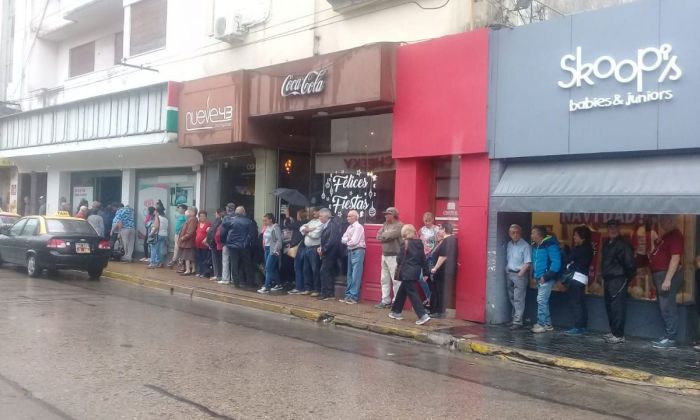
[383,207,399,216]
[606,219,620,227]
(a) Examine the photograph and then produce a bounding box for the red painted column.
[360,224,384,303]
[394,158,435,227]
[455,154,490,322]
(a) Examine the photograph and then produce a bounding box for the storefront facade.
[0,82,203,251]
[179,43,398,298]
[393,30,491,321]
[488,0,699,342]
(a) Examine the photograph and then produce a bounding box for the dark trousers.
[320,256,336,298]
[391,281,427,319]
[303,246,321,292]
[230,247,255,287]
[604,276,628,337]
[210,247,222,279]
[429,271,444,314]
[568,280,588,329]
[195,248,211,276]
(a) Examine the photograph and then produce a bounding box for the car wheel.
[88,268,103,280]
[27,255,41,278]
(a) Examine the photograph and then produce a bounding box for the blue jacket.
[532,235,562,281]
[220,214,252,249]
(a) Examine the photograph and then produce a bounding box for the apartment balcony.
[35,0,123,42]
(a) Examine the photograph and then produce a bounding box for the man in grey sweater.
[375,207,404,308]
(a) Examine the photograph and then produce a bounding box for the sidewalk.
[103,261,700,393]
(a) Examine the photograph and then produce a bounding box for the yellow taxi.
[0,211,110,279]
[0,209,20,229]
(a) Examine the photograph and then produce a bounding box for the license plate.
[75,243,91,254]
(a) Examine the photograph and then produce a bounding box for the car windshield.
[46,219,97,235]
[0,215,19,224]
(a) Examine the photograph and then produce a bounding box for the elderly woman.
[388,224,431,325]
[177,208,198,276]
[430,222,458,318]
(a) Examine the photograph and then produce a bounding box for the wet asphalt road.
[0,268,699,420]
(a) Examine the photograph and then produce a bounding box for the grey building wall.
[489,0,700,159]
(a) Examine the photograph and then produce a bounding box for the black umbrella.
[272,188,310,206]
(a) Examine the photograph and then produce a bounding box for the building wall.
[5,0,476,113]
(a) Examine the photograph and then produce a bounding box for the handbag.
[286,244,299,258]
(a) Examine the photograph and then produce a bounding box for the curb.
[102,270,700,393]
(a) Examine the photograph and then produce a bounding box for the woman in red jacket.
[177,208,198,275]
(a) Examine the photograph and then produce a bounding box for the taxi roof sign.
[53,211,72,217]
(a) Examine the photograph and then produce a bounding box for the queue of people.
[505,217,688,349]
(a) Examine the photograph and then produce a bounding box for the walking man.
[601,219,636,344]
[112,203,136,263]
[375,207,403,309]
[530,226,561,333]
[317,208,342,300]
[649,215,683,349]
[341,210,365,304]
[300,209,323,296]
[506,224,531,330]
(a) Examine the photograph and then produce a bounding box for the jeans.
[211,247,222,279]
[222,246,231,282]
[294,246,305,291]
[568,279,588,329]
[507,272,528,325]
[196,248,210,276]
[345,248,365,301]
[380,255,400,305]
[604,276,628,338]
[391,281,427,318]
[303,246,321,292]
[148,236,166,266]
[652,270,683,339]
[264,246,280,289]
[536,279,554,327]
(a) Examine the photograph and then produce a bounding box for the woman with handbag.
[148,209,168,268]
[564,225,594,336]
[177,208,198,276]
[388,224,431,325]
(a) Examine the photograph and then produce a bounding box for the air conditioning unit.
[213,15,247,43]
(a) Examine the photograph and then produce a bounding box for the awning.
[492,155,700,214]
[1,133,203,172]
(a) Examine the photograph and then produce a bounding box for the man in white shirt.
[506,224,532,330]
[299,209,323,296]
[340,210,366,304]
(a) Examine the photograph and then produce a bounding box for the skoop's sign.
[558,44,682,112]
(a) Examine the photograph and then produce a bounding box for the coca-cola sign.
[281,69,327,97]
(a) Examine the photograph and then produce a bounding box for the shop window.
[129,0,167,56]
[530,212,696,304]
[69,41,95,77]
[220,155,256,217]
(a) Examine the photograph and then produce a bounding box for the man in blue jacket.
[530,225,562,333]
[220,206,254,288]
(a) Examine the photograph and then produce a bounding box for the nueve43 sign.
[558,44,683,112]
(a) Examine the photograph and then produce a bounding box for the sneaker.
[374,302,391,309]
[298,290,310,295]
[416,314,431,325]
[257,287,270,294]
[310,292,320,297]
[271,285,284,291]
[531,324,550,333]
[388,312,404,320]
[217,280,230,284]
[605,335,625,344]
[288,289,302,294]
[209,277,218,281]
[509,323,523,330]
[564,327,586,336]
[345,298,358,305]
[693,344,700,352]
[652,337,676,349]
[321,296,334,301]
[603,332,614,340]
[338,297,349,303]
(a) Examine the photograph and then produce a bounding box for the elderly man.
[317,208,342,300]
[300,209,323,296]
[505,224,531,330]
[220,206,254,288]
[341,210,366,304]
[649,215,684,349]
[374,207,403,309]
